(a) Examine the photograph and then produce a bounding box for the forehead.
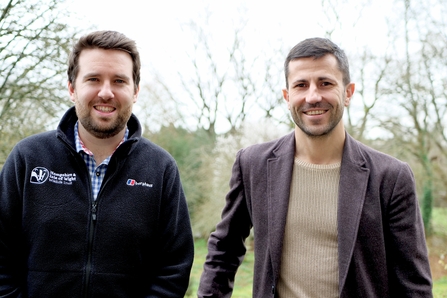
[287,54,343,81]
[77,48,133,75]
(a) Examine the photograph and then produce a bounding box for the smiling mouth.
[305,110,326,115]
[94,106,115,113]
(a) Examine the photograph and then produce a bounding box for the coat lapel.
[267,132,295,281]
[337,134,370,293]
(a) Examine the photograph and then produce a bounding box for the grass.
[187,207,447,297]
[432,208,447,238]
[185,238,254,297]
[431,207,447,297]
[434,277,447,297]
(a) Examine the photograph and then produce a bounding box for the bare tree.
[375,0,447,233]
[176,18,266,138]
[141,11,288,139]
[346,48,392,142]
[0,0,77,166]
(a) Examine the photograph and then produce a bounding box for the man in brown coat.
[197,37,432,297]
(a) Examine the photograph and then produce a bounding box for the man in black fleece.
[0,30,194,297]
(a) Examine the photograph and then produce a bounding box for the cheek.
[73,88,97,103]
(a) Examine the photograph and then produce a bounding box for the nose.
[306,84,322,104]
[98,81,114,100]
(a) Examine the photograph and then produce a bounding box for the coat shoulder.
[346,136,411,177]
[240,132,294,159]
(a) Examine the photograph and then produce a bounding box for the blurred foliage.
[144,125,216,225]
[0,0,77,166]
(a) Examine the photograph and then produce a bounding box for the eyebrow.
[317,76,336,82]
[291,76,336,85]
[82,73,132,81]
[114,74,132,81]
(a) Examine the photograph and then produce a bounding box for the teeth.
[95,106,114,113]
[306,110,325,115]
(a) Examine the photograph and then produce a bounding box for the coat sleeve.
[146,160,194,298]
[0,147,25,297]
[386,163,432,297]
[197,150,253,298]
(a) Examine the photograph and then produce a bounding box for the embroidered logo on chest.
[30,167,77,185]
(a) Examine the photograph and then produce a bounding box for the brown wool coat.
[198,132,432,298]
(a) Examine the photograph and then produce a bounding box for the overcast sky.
[63,0,394,133]
[66,0,392,81]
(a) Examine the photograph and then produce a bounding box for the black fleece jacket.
[0,107,194,297]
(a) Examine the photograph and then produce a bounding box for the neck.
[78,125,125,166]
[294,126,345,165]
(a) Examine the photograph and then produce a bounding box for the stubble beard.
[291,102,344,138]
[76,105,132,139]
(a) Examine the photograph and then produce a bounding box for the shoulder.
[345,135,412,178]
[357,139,406,166]
[230,132,295,175]
[132,137,177,165]
[239,132,294,159]
[2,131,60,174]
[11,131,58,155]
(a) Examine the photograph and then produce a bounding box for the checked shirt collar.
[74,122,128,200]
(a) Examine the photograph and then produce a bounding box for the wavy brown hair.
[67,30,140,91]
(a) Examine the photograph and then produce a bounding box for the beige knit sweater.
[277,158,340,298]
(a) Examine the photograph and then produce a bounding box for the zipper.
[91,201,97,221]
[80,154,119,297]
[83,201,97,297]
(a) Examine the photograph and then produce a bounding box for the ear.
[282,89,290,109]
[133,84,140,103]
[68,81,76,103]
[344,83,355,106]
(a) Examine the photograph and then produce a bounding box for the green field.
[187,207,447,297]
[431,207,447,297]
[185,238,254,297]
[434,276,447,298]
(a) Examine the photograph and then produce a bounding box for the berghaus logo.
[126,179,153,188]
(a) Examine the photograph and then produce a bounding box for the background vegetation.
[1,0,446,295]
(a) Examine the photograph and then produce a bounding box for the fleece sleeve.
[146,161,194,297]
[0,147,26,297]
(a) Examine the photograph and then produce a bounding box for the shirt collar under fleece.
[74,122,128,200]
[74,121,129,157]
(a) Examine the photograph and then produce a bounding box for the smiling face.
[283,54,354,138]
[68,48,139,139]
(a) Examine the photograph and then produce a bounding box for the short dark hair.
[67,30,141,91]
[284,37,350,88]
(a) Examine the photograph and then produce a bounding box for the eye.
[115,79,126,84]
[321,81,333,87]
[294,83,307,88]
[87,78,99,82]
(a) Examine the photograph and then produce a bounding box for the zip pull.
[91,202,97,221]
